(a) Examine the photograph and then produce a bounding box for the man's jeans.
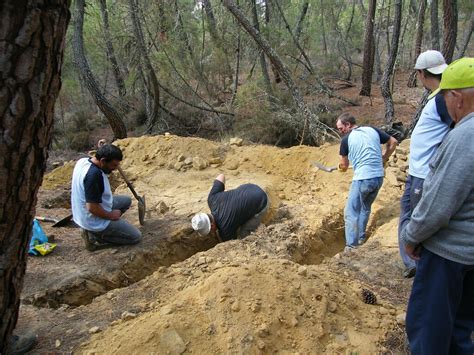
[398,175,424,269]
[238,195,270,239]
[90,195,142,245]
[406,247,474,354]
[344,177,383,247]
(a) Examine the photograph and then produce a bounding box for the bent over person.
[401,57,474,354]
[337,113,398,251]
[191,174,269,241]
[71,144,142,251]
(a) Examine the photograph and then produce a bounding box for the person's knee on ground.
[113,195,132,214]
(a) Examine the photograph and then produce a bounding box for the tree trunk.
[202,0,233,81]
[441,0,457,64]
[0,1,70,352]
[430,0,440,50]
[294,1,309,41]
[273,0,314,73]
[320,0,328,55]
[128,0,160,133]
[98,0,126,98]
[72,0,127,138]
[455,12,473,60]
[222,0,336,143]
[251,0,272,97]
[407,0,426,87]
[231,0,241,106]
[381,0,402,124]
[360,0,377,96]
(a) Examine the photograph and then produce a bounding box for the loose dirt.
[16,132,415,354]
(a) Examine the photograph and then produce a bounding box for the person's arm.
[215,174,225,184]
[338,136,350,172]
[373,127,398,163]
[84,166,121,221]
[339,155,350,171]
[400,134,473,248]
[382,136,398,163]
[87,203,121,220]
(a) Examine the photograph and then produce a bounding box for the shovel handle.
[35,216,58,223]
[117,166,141,202]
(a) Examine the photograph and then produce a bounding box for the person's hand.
[338,163,348,172]
[98,139,107,148]
[109,209,122,221]
[405,243,421,261]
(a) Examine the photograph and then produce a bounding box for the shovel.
[312,162,353,173]
[117,166,146,225]
[35,214,74,228]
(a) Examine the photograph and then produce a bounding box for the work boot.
[80,229,97,252]
[403,266,416,278]
[9,334,37,354]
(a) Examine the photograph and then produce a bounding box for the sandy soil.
[17,131,414,354]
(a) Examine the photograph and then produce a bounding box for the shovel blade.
[138,195,146,225]
[312,162,337,172]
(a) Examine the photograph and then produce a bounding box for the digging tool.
[117,166,146,225]
[35,214,75,228]
[312,162,353,173]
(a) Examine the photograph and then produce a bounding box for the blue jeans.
[398,175,424,269]
[344,177,383,247]
[406,247,474,354]
[90,195,142,245]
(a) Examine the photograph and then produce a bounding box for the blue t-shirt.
[409,93,452,179]
[71,158,113,232]
[340,126,391,180]
[207,180,267,241]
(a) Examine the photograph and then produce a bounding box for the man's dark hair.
[337,112,356,125]
[96,144,123,162]
[421,69,442,81]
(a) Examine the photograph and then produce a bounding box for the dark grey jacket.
[401,112,474,265]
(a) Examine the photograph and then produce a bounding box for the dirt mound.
[79,242,400,354]
[41,160,75,190]
[24,134,410,353]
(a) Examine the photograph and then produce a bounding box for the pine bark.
[430,0,440,50]
[360,0,377,96]
[0,1,70,352]
[441,0,457,64]
[381,0,403,124]
[407,0,426,87]
[72,0,127,138]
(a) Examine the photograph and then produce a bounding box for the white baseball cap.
[414,50,448,74]
[191,213,211,235]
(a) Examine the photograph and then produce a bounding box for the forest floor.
[17,73,422,354]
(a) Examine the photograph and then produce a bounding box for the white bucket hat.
[414,50,448,74]
[191,213,211,235]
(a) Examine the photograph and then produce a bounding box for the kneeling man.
[71,144,142,251]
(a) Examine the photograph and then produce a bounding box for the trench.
[23,208,349,309]
[23,218,219,309]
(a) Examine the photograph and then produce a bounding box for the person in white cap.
[397,50,453,278]
[191,174,269,242]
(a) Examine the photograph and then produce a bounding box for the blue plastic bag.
[29,219,49,256]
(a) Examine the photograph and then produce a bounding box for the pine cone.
[361,288,377,305]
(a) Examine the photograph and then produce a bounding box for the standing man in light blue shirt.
[337,113,398,250]
[398,50,452,278]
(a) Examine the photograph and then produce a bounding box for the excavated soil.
[17,134,414,354]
